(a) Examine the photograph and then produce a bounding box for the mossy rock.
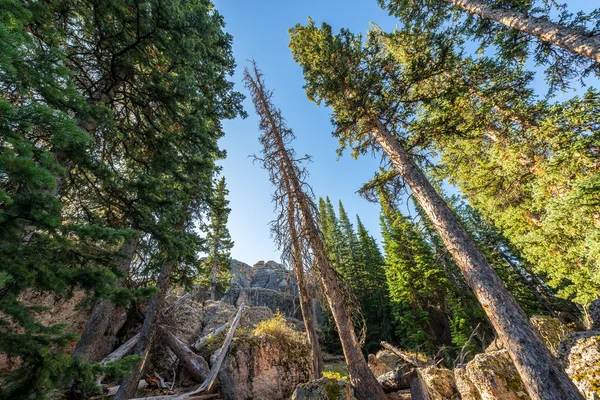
[291,377,356,400]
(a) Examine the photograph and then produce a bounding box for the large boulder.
[291,377,356,400]
[557,330,600,399]
[529,315,571,356]
[458,349,529,400]
[454,366,480,400]
[218,334,311,400]
[420,366,460,400]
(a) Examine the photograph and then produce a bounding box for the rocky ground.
[4,259,600,400]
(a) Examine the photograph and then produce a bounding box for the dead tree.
[244,61,386,400]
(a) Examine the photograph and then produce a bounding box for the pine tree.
[290,21,582,399]
[379,0,600,91]
[203,177,234,301]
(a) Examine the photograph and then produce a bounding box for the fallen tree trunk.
[381,341,427,369]
[158,325,209,383]
[377,369,417,393]
[191,322,230,351]
[174,303,246,399]
[409,374,431,400]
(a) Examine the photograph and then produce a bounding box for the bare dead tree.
[243,61,386,400]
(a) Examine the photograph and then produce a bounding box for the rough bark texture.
[445,0,600,63]
[157,325,209,382]
[73,238,138,362]
[370,119,582,400]
[244,64,386,400]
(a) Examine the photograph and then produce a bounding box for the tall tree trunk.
[443,0,600,63]
[244,65,386,400]
[286,178,323,379]
[115,215,186,400]
[370,119,582,400]
[73,238,138,362]
[210,257,218,301]
[277,134,385,400]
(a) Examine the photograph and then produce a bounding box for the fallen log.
[101,333,140,365]
[191,322,230,351]
[129,393,219,400]
[158,325,209,383]
[377,369,417,393]
[90,380,148,399]
[174,302,246,399]
[381,341,428,369]
[323,354,345,362]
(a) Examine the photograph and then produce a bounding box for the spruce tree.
[203,177,234,301]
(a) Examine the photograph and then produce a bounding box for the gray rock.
[460,349,529,400]
[557,330,600,399]
[219,335,311,400]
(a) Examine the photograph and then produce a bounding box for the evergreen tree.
[379,0,600,91]
[355,216,393,350]
[290,21,582,399]
[203,177,234,301]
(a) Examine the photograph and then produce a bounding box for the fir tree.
[203,177,234,301]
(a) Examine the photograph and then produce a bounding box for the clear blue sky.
[212,0,597,265]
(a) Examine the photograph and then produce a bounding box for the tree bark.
[73,238,138,362]
[444,0,600,63]
[157,326,209,383]
[370,119,583,400]
[114,258,174,400]
[286,177,323,379]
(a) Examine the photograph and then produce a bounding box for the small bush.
[322,370,346,381]
[252,311,301,343]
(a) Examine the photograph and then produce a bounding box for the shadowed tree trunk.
[73,238,138,362]
[115,213,187,400]
[442,0,600,63]
[244,62,387,400]
[370,118,583,400]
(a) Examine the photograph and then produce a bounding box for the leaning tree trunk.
[73,238,138,362]
[244,65,386,400]
[443,0,600,63]
[286,177,323,379]
[115,214,187,400]
[277,135,385,400]
[370,119,583,400]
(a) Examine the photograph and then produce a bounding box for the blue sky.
[212,0,597,265]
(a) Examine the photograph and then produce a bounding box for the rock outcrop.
[557,330,600,399]
[291,377,356,400]
[224,259,302,319]
[218,327,311,399]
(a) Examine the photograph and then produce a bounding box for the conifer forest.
[2,0,600,399]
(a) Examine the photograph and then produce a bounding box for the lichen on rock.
[291,376,356,400]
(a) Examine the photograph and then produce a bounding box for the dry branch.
[381,341,427,369]
[191,322,230,351]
